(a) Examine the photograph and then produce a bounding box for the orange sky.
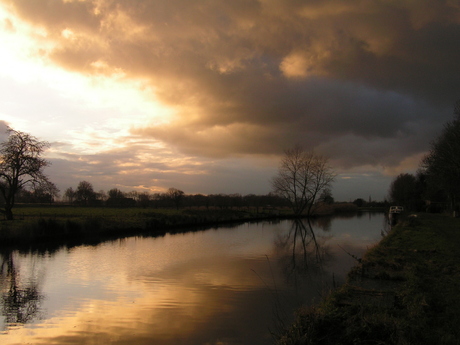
[1,0,459,200]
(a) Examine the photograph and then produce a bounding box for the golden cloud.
[2,0,459,172]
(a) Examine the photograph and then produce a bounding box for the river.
[0,211,387,345]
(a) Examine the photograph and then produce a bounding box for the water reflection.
[0,251,44,331]
[275,219,330,284]
[0,213,385,345]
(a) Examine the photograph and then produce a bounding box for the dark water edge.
[0,208,385,253]
[0,212,292,254]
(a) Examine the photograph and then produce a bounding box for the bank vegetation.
[277,213,460,344]
[0,201,366,248]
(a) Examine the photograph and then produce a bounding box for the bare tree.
[318,188,334,204]
[96,189,107,202]
[167,187,185,210]
[0,127,51,220]
[31,181,60,204]
[138,192,151,208]
[76,181,96,206]
[108,188,125,199]
[271,145,335,216]
[64,187,76,204]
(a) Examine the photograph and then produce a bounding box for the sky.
[0,0,459,201]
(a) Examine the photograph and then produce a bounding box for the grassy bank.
[277,213,460,344]
[0,206,291,247]
[0,203,361,247]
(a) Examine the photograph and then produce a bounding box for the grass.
[0,205,289,247]
[277,213,460,344]
[0,203,370,250]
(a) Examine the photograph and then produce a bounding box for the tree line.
[0,126,353,220]
[59,183,291,210]
[389,100,460,213]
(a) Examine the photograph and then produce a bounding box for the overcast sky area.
[0,0,459,201]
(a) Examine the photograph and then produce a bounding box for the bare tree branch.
[0,127,52,219]
[271,145,335,216]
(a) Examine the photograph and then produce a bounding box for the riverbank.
[0,206,287,248]
[0,203,361,249]
[277,213,460,344]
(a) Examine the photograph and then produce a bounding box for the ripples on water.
[0,212,386,345]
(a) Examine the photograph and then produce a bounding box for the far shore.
[0,203,380,250]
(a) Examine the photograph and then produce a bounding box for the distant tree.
[243,194,260,211]
[149,193,162,208]
[108,188,125,199]
[32,181,59,204]
[138,192,150,208]
[106,188,139,207]
[126,190,139,200]
[189,194,209,209]
[0,127,51,220]
[353,198,366,207]
[229,193,243,208]
[76,181,96,206]
[167,188,185,210]
[64,187,76,204]
[318,188,334,204]
[415,169,447,212]
[422,101,460,211]
[271,145,335,216]
[45,181,60,201]
[96,189,107,202]
[388,173,423,211]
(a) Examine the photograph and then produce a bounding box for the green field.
[277,213,460,344]
[0,205,285,246]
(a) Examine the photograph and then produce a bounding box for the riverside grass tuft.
[277,213,460,345]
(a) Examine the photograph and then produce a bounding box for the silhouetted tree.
[108,188,125,199]
[19,182,59,204]
[0,127,51,220]
[137,192,151,208]
[64,187,76,204]
[76,181,96,206]
[271,145,335,216]
[166,188,184,210]
[40,181,60,203]
[96,189,107,202]
[189,194,209,209]
[318,188,334,204]
[126,190,139,201]
[388,173,419,210]
[353,198,366,207]
[422,101,460,211]
[388,171,426,211]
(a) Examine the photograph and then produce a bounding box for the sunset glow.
[1,0,459,199]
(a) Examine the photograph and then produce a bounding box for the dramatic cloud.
[1,0,459,199]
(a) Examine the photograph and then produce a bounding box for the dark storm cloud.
[4,0,460,170]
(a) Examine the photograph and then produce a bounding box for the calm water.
[0,212,386,345]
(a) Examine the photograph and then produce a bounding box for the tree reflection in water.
[0,251,44,331]
[275,218,333,286]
